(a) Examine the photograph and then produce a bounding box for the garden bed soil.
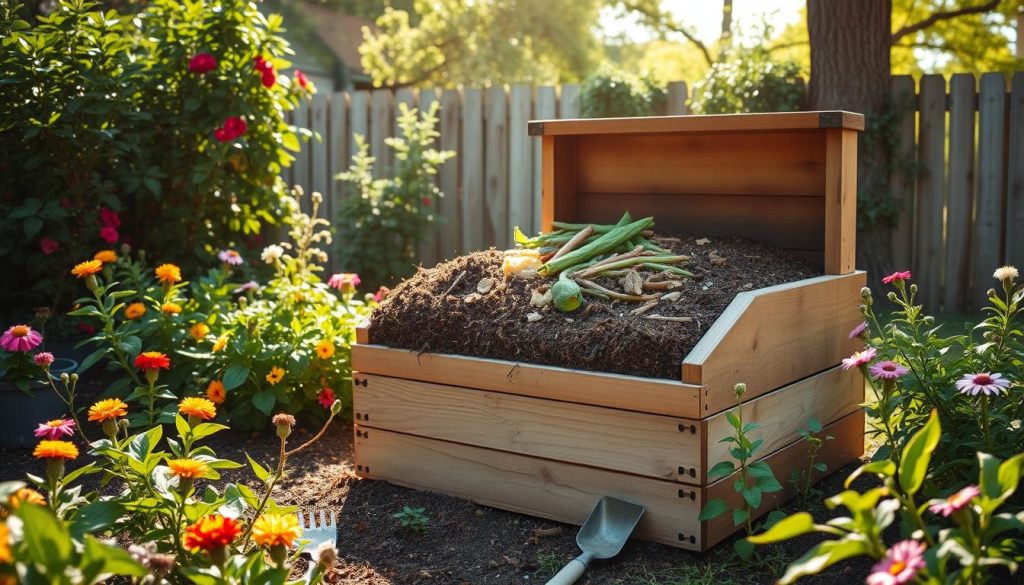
[370,235,821,380]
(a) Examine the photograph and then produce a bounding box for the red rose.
[224,117,247,139]
[99,226,119,244]
[214,127,230,143]
[422,196,431,206]
[254,56,272,73]
[188,53,217,74]
[99,207,120,228]
[261,68,276,88]
[39,237,59,255]
[295,69,309,89]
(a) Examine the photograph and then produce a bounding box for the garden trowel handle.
[545,552,593,585]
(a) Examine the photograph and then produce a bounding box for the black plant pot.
[0,357,77,449]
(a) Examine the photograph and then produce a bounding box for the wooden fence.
[287,74,1024,314]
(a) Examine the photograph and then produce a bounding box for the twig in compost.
[578,254,691,280]
[574,246,645,278]
[550,225,594,261]
[642,262,694,277]
[631,300,660,316]
[643,280,683,291]
[581,288,611,300]
[577,278,661,302]
[645,314,694,323]
[442,270,467,297]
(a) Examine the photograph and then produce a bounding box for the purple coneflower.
[218,249,244,266]
[956,372,1011,396]
[848,321,868,339]
[232,281,259,294]
[869,360,908,380]
[0,324,43,352]
[866,540,926,585]
[841,347,877,370]
[34,418,76,440]
[928,485,980,517]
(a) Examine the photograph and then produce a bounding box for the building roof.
[295,2,371,75]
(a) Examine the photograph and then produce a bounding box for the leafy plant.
[335,102,455,289]
[393,505,430,533]
[690,45,803,114]
[788,417,833,505]
[750,410,1024,585]
[698,383,784,559]
[580,63,667,118]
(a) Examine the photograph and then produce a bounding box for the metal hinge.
[354,378,368,387]
[355,412,370,422]
[678,423,697,434]
[355,429,369,438]
[677,488,696,500]
[678,466,697,478]
[678,533,696,545]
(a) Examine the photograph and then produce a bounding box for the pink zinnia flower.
[867,540,926,585]
[928,485,980,517]
[1,325,43,352]
[99,225,119,244]
[328,273,361,294]
[99,208,121,228]
[882,271,912,285]
[34,418,76,440]
[218,249,243,266]
[373,286,390,303]
[189,53,217,74]
[318,387,336,409]
[232,281,259,294]
[841,347,877,370]
[39,237,59,255]
[869,361,909,380]
[34,352,54,368]
[849,321,868,339]
[955,372,1011,396]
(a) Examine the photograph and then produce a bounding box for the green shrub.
[690,47,804,114]
[0,0,312,315]
[580,63,666,118]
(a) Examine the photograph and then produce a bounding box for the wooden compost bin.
[352,111,868,551]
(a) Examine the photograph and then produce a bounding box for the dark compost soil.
[370,235,821,379]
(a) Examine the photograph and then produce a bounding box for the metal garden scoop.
[545,496,645,585]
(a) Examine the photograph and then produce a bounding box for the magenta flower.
[928,485,980,517]
[867,540,926,585]
[34,352,55,368]
[956,372,1011,396]
[869,361,909,380]
[848,321,868,339]
[882,270,912,285]
[99,225,119,244]
[99,207,121,228]
[232,281,259,294]
[189,53,217,74]
[218,249,244,266]
[373,286,391,303]
[34,418,76,440]
[328,273,361,294]
[318,387,335,409]
[39,237,59,255]
[841,347,877,370]
[1,325,43,352]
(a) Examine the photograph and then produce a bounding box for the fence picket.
[370,89,393,177]
[485,86,510,247]
[438,89,462,259]
[914,75,946,309]
[417,88,440,268]
[509,84,533,237]
[533,86,557,234]
[944,74,975,312]
[667,81,689,115]
[310,95,329,214]
[1007,72,1024,272]
[462,88,485,252]
[974,73,1008,309]
[328,91,349,213]
[292,99,311,195]
[560,84,580,118]
[889,75,916,273]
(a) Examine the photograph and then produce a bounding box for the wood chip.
[645,314,693,323]
[709,250,728,266]
[695,238,711,246]
[642,280,682,291]
[741,282,754,290]
[463,293,481,303]
[630,300,660,316]
[526,312,544,322]
[477,277,495,294]
[661,291,682,302]
[619,269,644,295]
[442,270,466,297]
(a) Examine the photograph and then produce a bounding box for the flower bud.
[102,419,118,439]
[60,372,69,384]
[909,283,918,296]
[272,413,296,440]
[887,291,898,303]
[311,191,323,205]
[85,274,98,291]
[69,373,78,383]
[987,288,997,299]
[316,542,338,570]
[118,418,130,434]
[269,543,288,567]
[734,383,746,397]
[860,287,873,307]
[331,399,343,416]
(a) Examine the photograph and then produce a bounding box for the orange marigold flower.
[179,397,216,420]
[206,380,226,405]
[88,398,129,422]
[167,458,210,479]
[33,440,79,460]
[155,263,182,285]
[252,513,302,548]
[212,335,228,353]
[161,302,182,315]
[71,260,103,278]
[8,487,45,510]
[135,351,171,371]
[265,366,285,385]
[315,340,335,360]
[190,323,210,342]
[183,514,241,552]
[93,250,118,264]
[124,302,146,320]
[0,521,10,564]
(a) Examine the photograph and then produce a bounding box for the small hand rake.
[296,509,337,562]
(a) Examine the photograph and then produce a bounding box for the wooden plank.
[703,409,865,548]
[823,129,858,274]
[682,272,867,416]
[559,83,581,119]
[349,91,370,156]
[540,136,578,232]
[461,88,485,252]
[945,74,976,312]
[412,88,441,269]
[370,89,393,177]
[352,344,702,419]
[354,373,701,483]
[703,366,862,485]
[355,428,703,550]
[532,86,558,232]
[667,81,689,115]
[974,73,1008,309]
[1006,72,1024,276]
[328,91,350,222]
[529,111,865,135]
[889,76,917,274]
[508,84,533,235]
[484,86,509,247]
[309,94,329,212]
[574,131,826,198]
[292,99,310,191]
[438,89,462,258]
[914,74,946,309]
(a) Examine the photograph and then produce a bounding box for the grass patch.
[626,546,790,585]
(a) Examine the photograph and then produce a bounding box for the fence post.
[889,75,916,274]
[370,89,394,177]
[533,86,557,234]
[914,74,946,310]
[485,86,510,248]
[974,73,1008,309]
[667,81,689,115]
[439,89,462,259]
[462,88,485,252]
[509,84,533,237]
[560,84,580,118]
[1006,72,1024,273]
[309,94,329,215]
[944,74,976,312]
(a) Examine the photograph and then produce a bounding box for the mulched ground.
[370,235,820,380]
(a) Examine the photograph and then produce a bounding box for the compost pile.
[370,224,821,380]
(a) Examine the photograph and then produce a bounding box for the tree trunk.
[807,0,893,284]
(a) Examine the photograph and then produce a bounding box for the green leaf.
[698,498,728,521]
[748,512,815,544]
[779,538,870,585]
[219,484,247,519]
[898,409,941,496]
[734,538,754,560]
[747,461,774,479]
[725,411,741,430]
[175,414,190,440]
[78,347,110,372]
[707,461,736,480]
[845,460,895,488]
[191,423,230,441]
[247,453,271,482]
[252,391,275,415]
[18,503,72,571]
[23,216,43,239]
[282,132,301,152]
[742,486,762,509]
[223,363,250,390]
[128,425,163,462]
[70,501,124,539]
[83,535,147,577]
[733,507,749,527]
[758,475,783,493]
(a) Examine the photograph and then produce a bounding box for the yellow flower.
[167,458,210,479]
[8,487,45,510]
[71,260,103,278]
[124,302,146,320]
[93,250,118,264]
[33,440,79,460]
[161,302,182,315]
[179,397,216,421]
[252,513,302,548]
[155,263,182,285]
[265,367,285,385]
[315,339,335,360]
[190,323,210,342]
[206,380,226,405]
[0,521,11,564]
[212,335,228,353]
[88,398,128,422]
